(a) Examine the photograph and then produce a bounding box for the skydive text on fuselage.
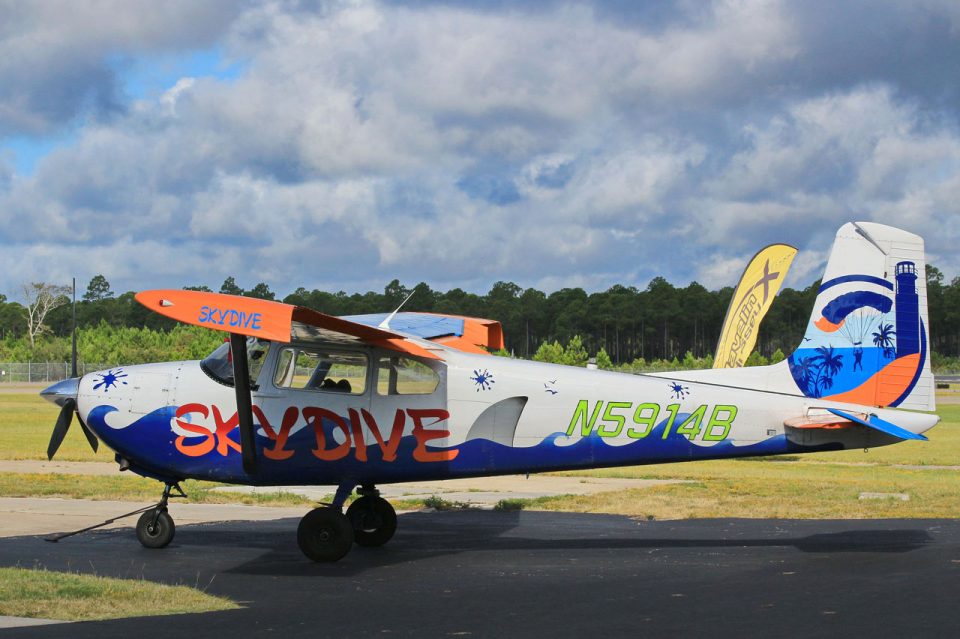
[173,404,457,463]
[197,305,263,331]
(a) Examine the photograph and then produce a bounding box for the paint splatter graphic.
[668,382,690,400]
[93,369,128,392]
[470,369,495,391]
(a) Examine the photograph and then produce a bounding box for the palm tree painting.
[811,345,844,398]
[789,346,846,398]
[792,356,817,395]
[872,323,896,359]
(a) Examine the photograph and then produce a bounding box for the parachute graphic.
[814,291,893,346]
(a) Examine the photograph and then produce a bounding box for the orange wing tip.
[423,314,504,353]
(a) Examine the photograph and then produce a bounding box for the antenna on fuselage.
[378,289,416,330]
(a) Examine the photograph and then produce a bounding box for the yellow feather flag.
[713,244,797,368]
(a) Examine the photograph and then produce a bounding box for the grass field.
[1,386,958,518]
[0,567,238,621]
[0,392,113,462]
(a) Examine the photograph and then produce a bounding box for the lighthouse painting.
[787,259,925,408]
[895,261,920,357]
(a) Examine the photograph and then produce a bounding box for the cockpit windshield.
[200,337,271,388]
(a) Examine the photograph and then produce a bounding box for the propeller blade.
[77,416,99,453]
[47,399,75,460]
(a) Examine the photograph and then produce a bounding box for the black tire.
[346,496,397,547]
[136,509,175,549]
[297,507,355,562]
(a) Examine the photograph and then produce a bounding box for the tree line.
[1,268,958,368]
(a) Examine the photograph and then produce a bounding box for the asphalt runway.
[1,512,958,638]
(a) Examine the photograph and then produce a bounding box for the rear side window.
[274,348,367,395]
[377,357,440,395]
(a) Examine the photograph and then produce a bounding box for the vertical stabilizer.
[787,222,934,411]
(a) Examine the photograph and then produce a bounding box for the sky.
[1,0,959,301]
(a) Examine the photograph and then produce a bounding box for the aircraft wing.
[343,312,504,355]
[135,290,441,360]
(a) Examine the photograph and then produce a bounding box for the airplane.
[39,222,939,562]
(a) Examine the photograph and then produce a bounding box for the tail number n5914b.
[566,400,738,441]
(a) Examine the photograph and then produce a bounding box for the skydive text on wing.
[198,305,263,330]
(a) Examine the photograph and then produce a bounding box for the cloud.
[1,0,960,299]
[0,0,243,136]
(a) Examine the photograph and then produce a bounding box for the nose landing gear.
[296,483,398,562]
[135,483,186,550]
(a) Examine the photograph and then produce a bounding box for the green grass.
[0,392,112,462]
[541,464,960,519]
[0,473,317,506]
[0,567,239,621]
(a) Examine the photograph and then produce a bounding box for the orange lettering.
[408,408,458,462]
[362,408,405,462]
[258,406,298,461]
[303,407,351,461]
[211,406,242,456]
[348,409,369,462]
[174,403,215,457]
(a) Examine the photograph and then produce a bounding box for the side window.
[377,357,440,395]
[274,348,368,395]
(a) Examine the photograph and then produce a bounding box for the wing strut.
[230,334,259,474]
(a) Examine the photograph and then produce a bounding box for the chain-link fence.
[0,363,112,383]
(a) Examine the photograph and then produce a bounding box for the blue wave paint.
[86,404,817,486]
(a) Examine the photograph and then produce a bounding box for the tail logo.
[788,262,924,407]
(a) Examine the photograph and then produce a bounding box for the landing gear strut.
[136,483,185,549]
[297,483,398,562]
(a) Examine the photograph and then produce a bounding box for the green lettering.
[566,400,603,437]
[598,401,631,437]
[676,404,707,439]
[703,405,738,441]
[661,403,681,439]
[628,403,660,439]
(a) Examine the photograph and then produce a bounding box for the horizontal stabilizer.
[827,408,928,441]
[783,414,855,430]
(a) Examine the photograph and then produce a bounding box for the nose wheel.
[135,483,185,549]
[136,508,175,548]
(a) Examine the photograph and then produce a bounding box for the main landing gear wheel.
[136,508,175,549]
[297,507,354,562]
[346,496,397,547]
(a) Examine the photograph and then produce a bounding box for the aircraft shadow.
[185,511,935,577]
[0,511,934,580]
